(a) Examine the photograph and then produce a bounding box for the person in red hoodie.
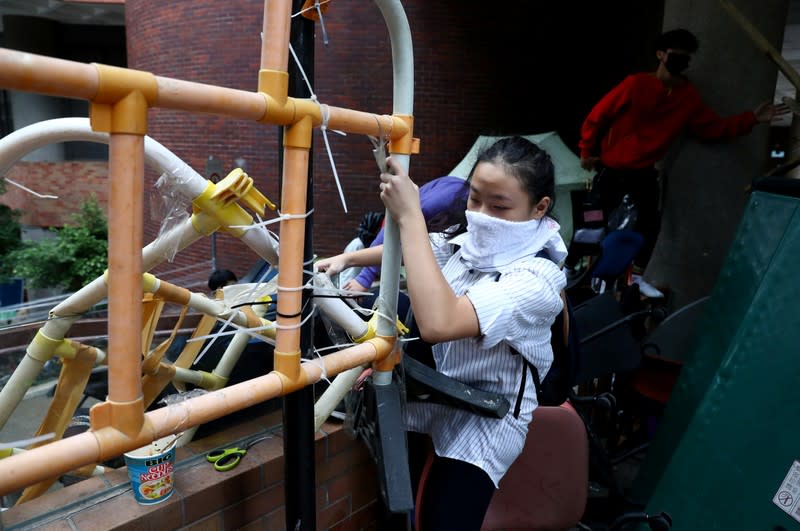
[578,28,788,298]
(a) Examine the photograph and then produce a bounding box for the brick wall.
[0,413,381,530]
[0,1,661,281]
[2,162,109,228]
[121,0,597,269]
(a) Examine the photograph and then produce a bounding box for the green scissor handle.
[206,435,270,472]
[206,447,245,471]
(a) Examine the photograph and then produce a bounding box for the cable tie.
[291,0,331,18]
[315,2,330,45]
[0,433,55,451]
[288,43,316,98]
[319,107,348,213]
[5,178,58,199]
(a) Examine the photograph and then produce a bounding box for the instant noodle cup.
[124,435,178,505]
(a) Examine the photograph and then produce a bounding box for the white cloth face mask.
[459,210,566,271]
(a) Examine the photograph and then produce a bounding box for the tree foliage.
[0,205,23,283]
[0,179,23,284]
[8,196,108,292]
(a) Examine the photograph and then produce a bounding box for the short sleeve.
[466,260,565,350]
[430,232,455,269]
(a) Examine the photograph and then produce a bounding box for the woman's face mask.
[664,51,691,75]
[459,211,566,271]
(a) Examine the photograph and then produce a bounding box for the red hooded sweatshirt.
[578,72,757,170]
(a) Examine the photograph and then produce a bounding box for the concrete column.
[647,0,789,308]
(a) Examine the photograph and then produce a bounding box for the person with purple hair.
[340,175,470,293]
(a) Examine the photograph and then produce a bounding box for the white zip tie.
[190,302,315,340]
[301,356,329,384]
[313,342,359,354]
[229,208,313,231]
[278,209,313,220]
[277,275,316,297]
[290,0,331,45]
[193,311,238,365]
[4,178,58,199]
[189,320,278,343]
[291,0,331,19]
[319,103,348,212]
[277,284,305,292]
[288,43,316,98]
[188,283,278,364]
[0,432,55,451]
[315,2,330,45]
[370,308,397,328]
[286,41,348,213]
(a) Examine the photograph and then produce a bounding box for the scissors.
[206,435,270,472]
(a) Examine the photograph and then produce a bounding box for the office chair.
[480,402,590,531]
[567,231,644,305]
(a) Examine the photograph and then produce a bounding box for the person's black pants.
[594,166,661,270]
[407,432,496,531]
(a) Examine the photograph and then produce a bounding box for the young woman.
[316,136,567,530]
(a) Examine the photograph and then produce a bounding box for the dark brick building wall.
[1,1,662,282]
[4,162,109,228]
[123,0,661,279]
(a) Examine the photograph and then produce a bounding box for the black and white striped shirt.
[405,232,566,487]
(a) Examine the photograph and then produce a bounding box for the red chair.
[480,402,589,531]
[413,402,589,531]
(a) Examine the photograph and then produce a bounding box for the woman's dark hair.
[654,28,699,53]
[355,211,385,246]
[208,269,238,291]
[477,136,555,210]
[442,136,555,239]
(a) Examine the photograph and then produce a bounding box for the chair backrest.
[591,230,644,281]
[632,296,710,405]
[572,290,645,384]
[480,402,589,530]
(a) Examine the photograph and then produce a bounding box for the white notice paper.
[773,460,800,524]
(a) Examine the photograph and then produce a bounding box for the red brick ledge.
[1,411,379,530]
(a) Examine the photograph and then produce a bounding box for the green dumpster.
[633,189,800,529]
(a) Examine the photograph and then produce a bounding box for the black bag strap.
[491,270,546,418]
[509,345,542,419]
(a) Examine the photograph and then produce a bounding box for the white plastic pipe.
[369,0,413,386]
[313,0,416,416]
[313,365,366,431]
[0,119,282,430]
[0,118,201,192]
[0,118,281,265]
[311,273,369,339]
[372,0,413,341]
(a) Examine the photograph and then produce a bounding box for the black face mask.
[664,53,690,75]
